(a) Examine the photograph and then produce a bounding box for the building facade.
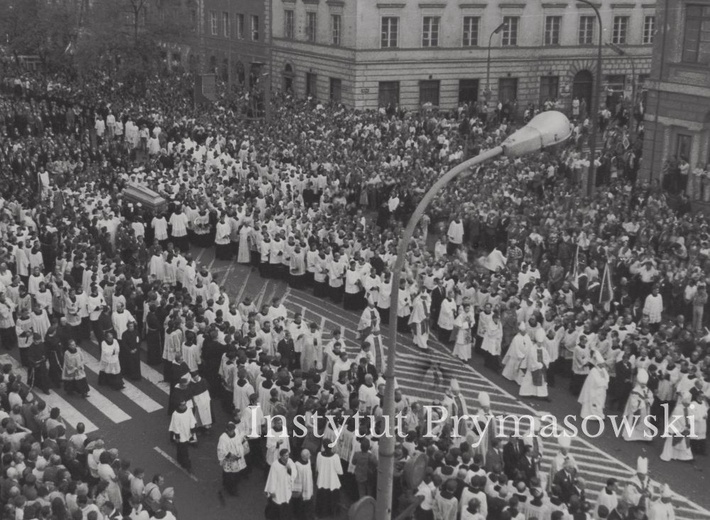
[640,0,710,191]
[161,0,271,90]
[269,0,655,112]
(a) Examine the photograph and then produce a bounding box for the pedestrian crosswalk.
[281,288,710,520]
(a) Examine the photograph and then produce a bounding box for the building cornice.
[641,3,656,7]
[418,3,446,8]
[326,0,344,6]
[302,0,319,5]
[282,0,296,4]
[611,3,635,8]
[541,3,568,8]
[376,2,406,7]
[498,3,526,8]
[458,3,487,8]
[576,2,601,8]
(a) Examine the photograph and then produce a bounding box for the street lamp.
[577,0,603,196]
[373,111,572,520]
[485,21,507,99]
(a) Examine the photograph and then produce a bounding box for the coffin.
[122,183,167,213]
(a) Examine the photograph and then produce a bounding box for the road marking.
[195,248,207,264]
[153,446,199,481]
[43,390,100,433]
[80,350,164,413]
[85,385,132,423]
[140,362,170,395]
[234,268,251,304]
[254,283,268,309]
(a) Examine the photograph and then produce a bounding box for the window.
[502,17,518,46]
[210,11,217,36]
[330,78,342,102]
[379,81,400,107]
[612,16,628,44]
[682,4,710,64]
[419,80,440,106]
[676,134,692,161]
[381,17,399,48]
[544,16,561,46]
[579,15,595,45]
[236,14,244,39]
[306,72,318,98]
[306,12,317,42]
[498,77,518,103]
[462,16,479,47]
[251,15,259,40]
[222,12,229,37]
[284,10,294,39]
[422,16,440,47]
[643,15,655,45]
[459,79,479,104]
[539,76,559,104]
[331,15,341,46]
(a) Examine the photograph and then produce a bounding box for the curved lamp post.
[374,111,572,520]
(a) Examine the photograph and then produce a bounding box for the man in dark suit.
[487,483,509,520]
[430,279,446,331]
[485,437,505,473]
[607,502,628,520]
[552,458,578,503]
[503,436,525,480]
[518,445,538,483]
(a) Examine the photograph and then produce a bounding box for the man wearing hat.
[624,456,652,507]
[660,393,694,462]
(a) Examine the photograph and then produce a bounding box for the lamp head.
[501,111,571,158]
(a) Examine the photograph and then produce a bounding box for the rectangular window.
[330,78,342,102]
[210,11,217,36]
[306,12,317,43]
[378,81,400,107]
[422,16,440,47]
[306,72,318,98]
[682,4,710,64]
[419,80,440,106]
[381,17,399,48]
[462,16,479,47]
[579,15,595,45]
[251,15,259,40]
[222,11,229,37]
[643,15,655,45]
[612,16,628,44]
[502,16,519,46]
[539,76,560,105]
[459,79,479,104]
[498,77,518,103]
[331,15,341,46]
[236,14,244,39]
[284,10,294,39]
[676,134,692,161]
[544,16,561,45]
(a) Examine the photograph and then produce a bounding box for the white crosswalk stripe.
[282,290,710,520]
[84,385,132,424]
[80,350,163,413]
[41,390,100,433]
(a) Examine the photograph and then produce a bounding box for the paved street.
[5,244,710,520]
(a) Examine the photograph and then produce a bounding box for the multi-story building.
[640,0,710,188]
[161,0,271,90]
[269,0,655,111]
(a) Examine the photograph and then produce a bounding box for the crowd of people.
[0,64,704,520]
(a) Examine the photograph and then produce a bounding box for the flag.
[600,262,614,312]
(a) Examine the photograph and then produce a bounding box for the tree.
[73,0,191,91]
